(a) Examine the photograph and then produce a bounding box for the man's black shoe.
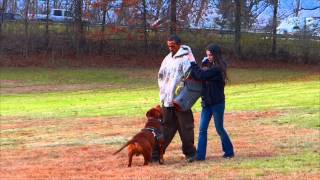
[186,155,196,163]
[151,156,160,163]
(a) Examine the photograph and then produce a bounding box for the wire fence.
[0,21,319,64]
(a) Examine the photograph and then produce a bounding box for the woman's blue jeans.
[197,103,234,160]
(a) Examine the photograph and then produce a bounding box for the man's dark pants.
[152,107,196,160]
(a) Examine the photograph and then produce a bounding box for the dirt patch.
[0,146,193,180]
[225,111,283,122]
[1,111,319,179]
[0,80,23,87]
[1,54,320,72]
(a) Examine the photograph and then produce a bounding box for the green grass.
[0,67,157,87]
[0,67,313,87]
[174,150,320,178]
[0,67,319,178]
[227,80,320,110]
[224,150,320,176]
[1,68,319,129]
[1,80,319,120]
[0,88,159,119]
[262,107,320,129]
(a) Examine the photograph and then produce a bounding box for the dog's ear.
[155,105,163,119]
[146,105,163,119]
[146,108,154,118]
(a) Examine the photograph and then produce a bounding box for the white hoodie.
[158,45,193,107]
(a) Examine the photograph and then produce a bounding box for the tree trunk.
[99,6,107,55]
[116,2,126,26]
[0,0,8,37]
[74,0,84,54]
[24,0,30,57]
[170,0,177,34]
[271,0,278,57]
[156,0,163,20]
[65,0,70,35]
[33,0,38,15]
[234,0,241,58]
[13,0,17,13]
[142,0,148,54]
[295,0,300,16]
[195,0,207,27]
[53,0,58,9]
[45,0,50,50]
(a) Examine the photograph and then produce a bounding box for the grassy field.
[0,66,319,179]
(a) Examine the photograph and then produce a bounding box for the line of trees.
[0,0,319,63]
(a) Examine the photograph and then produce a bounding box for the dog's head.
[145,105,163,129]
[146,105,163,120]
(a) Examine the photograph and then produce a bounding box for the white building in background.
[277,16,320,36]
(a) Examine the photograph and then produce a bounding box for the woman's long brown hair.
[206,43,228,84]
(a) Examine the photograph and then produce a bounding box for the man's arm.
[180,45,194,78]
[158,57,167,88]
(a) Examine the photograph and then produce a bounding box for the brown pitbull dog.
[113,105,164,167]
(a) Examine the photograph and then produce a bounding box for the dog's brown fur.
[113,105,164,167]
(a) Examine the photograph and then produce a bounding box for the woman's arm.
[190,62,221,81]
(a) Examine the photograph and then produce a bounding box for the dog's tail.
[113,139,134,155]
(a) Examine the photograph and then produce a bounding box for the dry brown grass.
[1,111,319,179]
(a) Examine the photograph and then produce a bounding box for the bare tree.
[242,0,270,30]
[99,3,107,55]
[142,0,148,54]
[298,0,320,11]
[215,0,234,30]
[30,0,38,15]
[116,1,127,25]
[287,0,319,17]
[294,0,300,16]
[194,0,208,27]
[84,0,91,13]
[6,0,17,13]
[300,6,320,11]
[74,0,84,54]
[215,0,269,31]
[271,0,278,57]
[0,0,8,37]
[156,0,163,20]
[176,0,194,28]
[53,0,58,9]
[1,0,7,12]
[170,0,177,34]
[24,0,31,57]
[234,0,242,57]
[45,0,50,49]
[98,0,114,54]
[13,0,17,13]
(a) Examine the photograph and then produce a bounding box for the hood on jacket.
[173,45,192,58]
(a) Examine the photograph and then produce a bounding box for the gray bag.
[173,78,201,111]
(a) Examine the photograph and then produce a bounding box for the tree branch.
[300,6,320,11]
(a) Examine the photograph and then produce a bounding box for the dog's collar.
[142,127,162,140]
[143,127,157,137]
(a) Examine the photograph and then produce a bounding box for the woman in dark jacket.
[189,44,234,160]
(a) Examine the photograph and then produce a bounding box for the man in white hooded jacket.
[156,35,196,162]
